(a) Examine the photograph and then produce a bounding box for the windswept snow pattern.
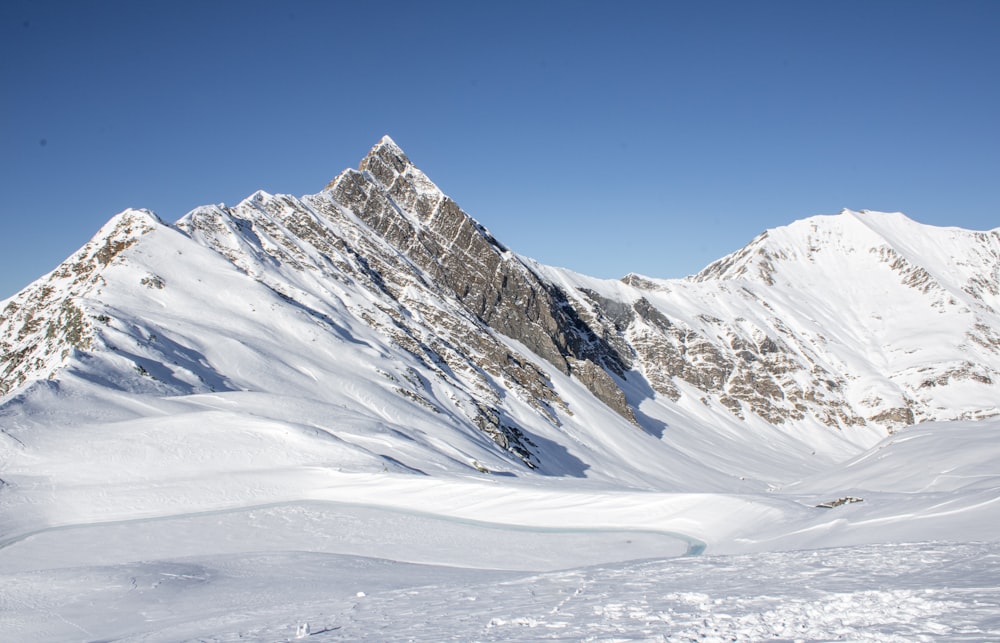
[2,138,1000,641]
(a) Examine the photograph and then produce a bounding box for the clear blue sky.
[2,1,998,299]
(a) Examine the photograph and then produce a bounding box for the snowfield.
[2,401,1000,641]
[5,540,1000,642]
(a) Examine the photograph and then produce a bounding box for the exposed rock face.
[324,137,635,421]
[558,284,868,429]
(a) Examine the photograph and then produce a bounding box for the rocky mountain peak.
[362,135,412,174]
[323,138,635,421]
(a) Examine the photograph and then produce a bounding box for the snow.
[2,515,999,641]
[3,385,1000,640]
[4,155,1000,641]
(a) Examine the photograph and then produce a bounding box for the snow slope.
[2,138,1000,641]
[2,415,1000,641]
[2,417,1000,641]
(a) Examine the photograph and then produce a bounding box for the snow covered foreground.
[4,539,1000,642]
[2,411,1000,641]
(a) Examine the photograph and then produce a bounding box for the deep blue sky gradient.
[2,1,998,298]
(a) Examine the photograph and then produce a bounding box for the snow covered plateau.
[2,137,1000,641]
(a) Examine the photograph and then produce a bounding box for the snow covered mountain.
[4,137,1000,641]
[3,137,999,471]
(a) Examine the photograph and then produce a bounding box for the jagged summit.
[323,137,633,419]
[359,135,416,180]
[366,134,409,167]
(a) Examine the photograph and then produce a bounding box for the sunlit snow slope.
[2,137,1000,641]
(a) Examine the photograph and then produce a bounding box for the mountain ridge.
[2,137,1000,482]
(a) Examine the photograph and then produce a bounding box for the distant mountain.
[2,136,999,482]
